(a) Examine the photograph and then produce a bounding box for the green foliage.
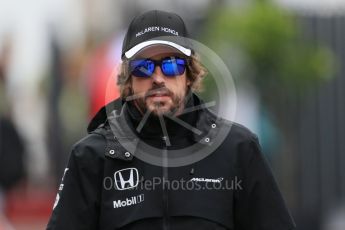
[203,0,334,92]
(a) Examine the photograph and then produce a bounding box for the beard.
[134,86,184,116]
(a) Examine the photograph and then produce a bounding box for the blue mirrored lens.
[130,59,154,77]
[161,58,186,77]
[129,57,186,77]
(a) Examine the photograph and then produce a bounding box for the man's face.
[129,46,190,116]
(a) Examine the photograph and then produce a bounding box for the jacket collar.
[87,93,220,144]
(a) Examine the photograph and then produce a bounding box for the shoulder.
[70,129,108,163]
[228,122,259,144]
[219,120,262,166]
[230,123,267,172]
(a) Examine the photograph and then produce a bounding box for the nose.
[152,66,166,84]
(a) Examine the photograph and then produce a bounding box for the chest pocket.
[168,165,235,229]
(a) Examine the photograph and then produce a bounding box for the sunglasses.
[129,56,187,78]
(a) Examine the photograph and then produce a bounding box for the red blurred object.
[87,39,121,118]
[5,185,55,223]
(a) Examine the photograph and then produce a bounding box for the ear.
[186,78,191,86]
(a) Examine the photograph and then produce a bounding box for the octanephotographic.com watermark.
[105,37,237,167]
[103,176,243,191]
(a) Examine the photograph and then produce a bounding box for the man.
[47,10,296,230]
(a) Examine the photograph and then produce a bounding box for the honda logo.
[114,168,139,190]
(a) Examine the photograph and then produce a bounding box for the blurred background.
[0,0,344,229]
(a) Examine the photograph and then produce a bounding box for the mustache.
[144,86,173,98]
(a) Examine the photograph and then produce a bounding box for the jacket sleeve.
[234,136,296,230]
[46,135,104,230]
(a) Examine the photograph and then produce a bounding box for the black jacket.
[47,94,296,230]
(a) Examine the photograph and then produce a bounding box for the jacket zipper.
[162,137,169,230]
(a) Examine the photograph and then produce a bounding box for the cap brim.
[124,40,192,59]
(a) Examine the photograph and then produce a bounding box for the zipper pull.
[190,168,195,175]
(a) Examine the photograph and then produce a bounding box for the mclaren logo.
[189,177,224,183]
[114,168,139,190]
